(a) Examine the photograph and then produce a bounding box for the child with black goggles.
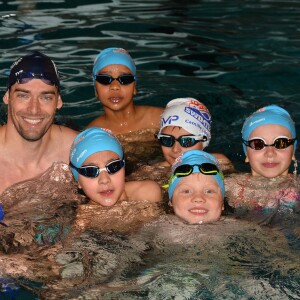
[165,150,225,225]
[86,47,163,137]
[225,104,299,217]
[70,127,162,208]
[154,98,234,174]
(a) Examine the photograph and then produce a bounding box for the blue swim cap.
[0,204,4,222]
[7,51,60,91]
[70,127,123,181]
[93,48,136,81]
[168,150,225,199]
[241,105,297,155]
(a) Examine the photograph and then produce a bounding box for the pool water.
[0,0,300,299]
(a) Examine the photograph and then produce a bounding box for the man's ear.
[3,91,9,105]
[56,95,63,109]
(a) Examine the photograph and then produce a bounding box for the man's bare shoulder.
[51,124,79,143]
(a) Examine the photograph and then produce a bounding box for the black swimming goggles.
[94,74,135,85]
[173,163,222,178]
[70,159,125,178]
[155,133,207,148]
[163,163,223,188]
[9,71,60,90]
[242,136,296,151]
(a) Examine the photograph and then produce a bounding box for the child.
[86,47,164,135]
[155,97,234,173]
[69,127,162,207]
[225,105,299,218]
[165,149,225,224]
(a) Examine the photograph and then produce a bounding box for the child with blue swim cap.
[70,127,162,207]
[165,149,225,224]
[241,104,297,178]
[225,104,299,217]
[86,47,164,136]
[155,97,233,173]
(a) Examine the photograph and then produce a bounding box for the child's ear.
[133,86,138,95]
[168,200,173,207]
[245,155,249,163]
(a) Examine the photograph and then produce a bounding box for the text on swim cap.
[161,115,179,126]
[184,107,211,130]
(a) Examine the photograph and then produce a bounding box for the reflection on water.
[40,216,300,299]
[1,0,300,299]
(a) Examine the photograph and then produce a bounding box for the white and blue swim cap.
[159,98,212,148]
[93,47,136,80]
[167,150,225,200]
[241,104,297,155]
[70,127,123,181]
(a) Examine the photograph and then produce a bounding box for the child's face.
[246,124,295,178]
[171,173,223,224]
[161,126,204,166]
[78,150,125,206]
[95,64,137,111]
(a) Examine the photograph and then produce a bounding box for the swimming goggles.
[11,72,60,88]
[155,134,207,148]
[163,163,223,188]
[242,136,296,150]
[70,159,125,178]
[95,74,135,85]
[173,163,222,178]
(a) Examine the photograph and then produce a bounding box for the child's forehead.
[83,150,120,163]
[249,124,292,138]
[161,126,191,134]
[98,64,133,74]
[178,172,219,186]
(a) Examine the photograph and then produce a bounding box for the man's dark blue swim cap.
[7,51,60,91]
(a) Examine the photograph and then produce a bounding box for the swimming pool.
[0,0,300,298]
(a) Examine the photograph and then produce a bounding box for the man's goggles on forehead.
[70,159,125,178]
[94,74,135,85]
[155,134,207,148]
[8,71,60,89]
[242,136,296,151]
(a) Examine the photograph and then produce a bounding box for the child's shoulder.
[125,179,162,203]
[85,115,107,129]
[137,105,164,115]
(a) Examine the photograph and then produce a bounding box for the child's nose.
[109,79,120,90]
[264,145,276,157]
[171,141,182,154]
[191,193,206,203]
[98,170,111,184]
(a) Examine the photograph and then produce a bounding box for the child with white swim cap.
[86,47,164,136]
[70,127,162,206]
[225,104,299,217]
[166,149,225,224]
[155,97,233,171]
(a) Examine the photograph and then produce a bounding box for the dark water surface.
[1,0,300,169]
[1,1,300,299]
